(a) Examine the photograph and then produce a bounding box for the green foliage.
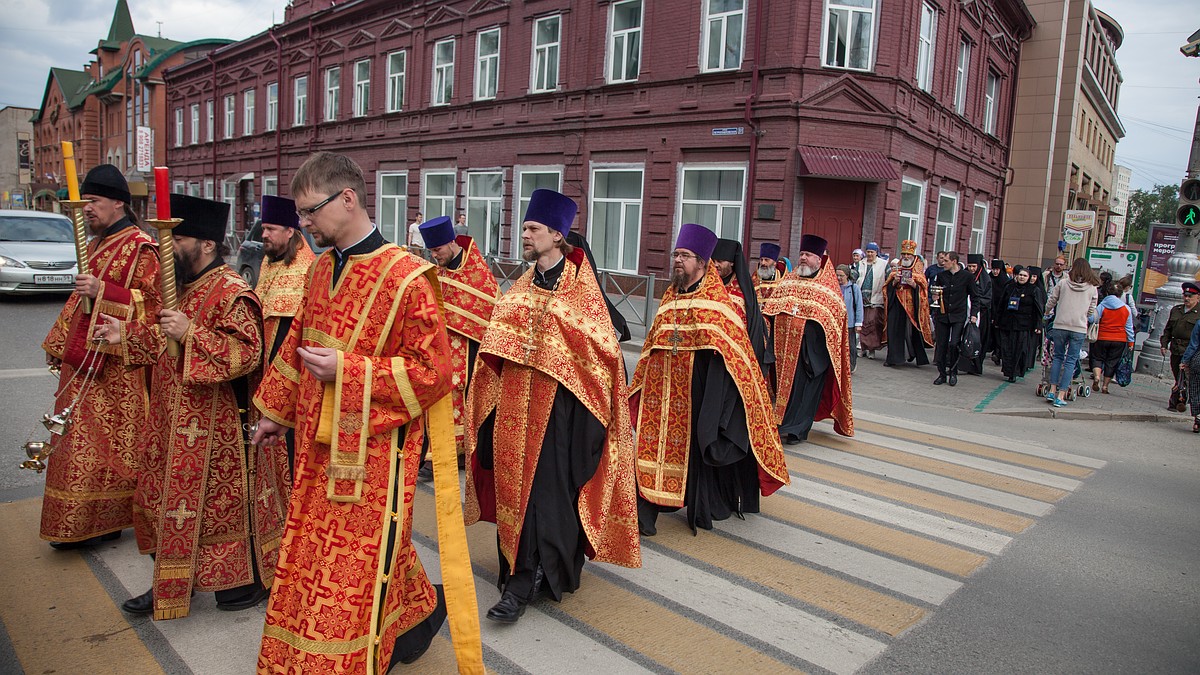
[1126,184,1179,234]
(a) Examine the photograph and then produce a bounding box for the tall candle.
[61,141,80,201]
[154,167,171,220]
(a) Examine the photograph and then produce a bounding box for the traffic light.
[1179,178,1200,229]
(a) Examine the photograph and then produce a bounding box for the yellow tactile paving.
[410,490,804,674]
[809,434,1069,503]
[650,515,926,637]
[786,455,1036,533]
[0,498,163,675]
[761,495,989,577]
[854,420,1095,479]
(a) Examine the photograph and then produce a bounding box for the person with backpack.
[1090,281,1135,395]
[1043,258,1099,406]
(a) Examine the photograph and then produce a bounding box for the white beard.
[797,264,818,277]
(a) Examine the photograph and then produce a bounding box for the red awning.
[797,145,900,182]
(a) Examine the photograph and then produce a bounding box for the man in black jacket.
[931,252,981,386]
[960,253,992,375]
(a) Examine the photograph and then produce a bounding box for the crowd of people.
[36,153,865,674]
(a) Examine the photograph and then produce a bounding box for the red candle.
[154,167,171,220]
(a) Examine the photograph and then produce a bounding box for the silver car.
[0,209,79,295]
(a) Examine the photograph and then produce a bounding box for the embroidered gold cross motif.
[258,486,275,508]
[669,330,685,356]
[178,419,209,446]
[166,500,197,528]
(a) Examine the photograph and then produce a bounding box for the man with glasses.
[251,152,481,672]
[630,224,788,537]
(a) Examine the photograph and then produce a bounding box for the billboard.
[1086,247,1143,304]
[1140,223,1200,307]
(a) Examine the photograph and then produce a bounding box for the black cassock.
[777,319,831,442]
[637,349,761,534]
[884,283,929,366]
[961,271,992,375]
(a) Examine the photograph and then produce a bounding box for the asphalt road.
[1,290,1197,674]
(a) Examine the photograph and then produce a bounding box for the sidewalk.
[615,301,1184,423]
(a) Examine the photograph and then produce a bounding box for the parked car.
[235,220,323,288]
[0,209,79,295]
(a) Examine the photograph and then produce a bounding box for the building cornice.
[1081,62,1125,140]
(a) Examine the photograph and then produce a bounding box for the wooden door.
[803,178,865,266]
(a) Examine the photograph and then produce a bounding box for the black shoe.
[530,566,545,602]
[638,520,657,536]
[49,531,121,550]
[417,461,433,483]
[1006,376,1016,383]
[948,373,958,387]
[122,588,154,615]
[784,433,802,445]
[216,584,269,611]
[485,591,527,623]
[933,375,947,385]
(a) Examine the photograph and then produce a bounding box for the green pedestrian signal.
[1181,179,1200,228]
[1180,204,1200,228]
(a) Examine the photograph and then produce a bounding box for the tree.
[1126,183,1179,240]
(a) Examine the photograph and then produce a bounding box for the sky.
[1,0,1196,194]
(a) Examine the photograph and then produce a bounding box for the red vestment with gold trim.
[256,240,316,363]
[759,260,854,437]
[629,265,789,509]
[884,264,934,347]
[464,249,640,572]
[122,265,285,621]
[255,246,477,674]
[40,223,159,542]
[433,236,499,454]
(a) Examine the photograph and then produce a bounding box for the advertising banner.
[135,126,153,172]
[1086,247,1143,305]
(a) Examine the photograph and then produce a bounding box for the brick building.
[30,0,230,214]
[165,0,1034,274]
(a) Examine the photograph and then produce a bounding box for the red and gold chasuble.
[122,265,286,620]
[629,265,789,508]
[40,225,160,542]
[255,245,482,675]
[434,236,499,453]
[884,264,934,347]
[759,260,854,437]
[256,240,316,359]
[463,249,640,571]
[725,277,747,324]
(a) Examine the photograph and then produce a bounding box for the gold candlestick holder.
[146,217,183,357]
[60,199,93,314]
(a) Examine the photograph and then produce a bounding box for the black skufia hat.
[171,193,229,242]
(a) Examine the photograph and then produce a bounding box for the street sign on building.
[1064,210,1096,232]
[135,127,153,172]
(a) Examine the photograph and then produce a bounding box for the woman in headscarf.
[996,266,1044,382]
[1027,265,1049,366]
[987,259,1010,363]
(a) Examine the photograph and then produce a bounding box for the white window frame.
[475,28,501,100]
[189,104,199,145]
[324,66,340,122]
[173,180,185,194]
[607,0,643,84]
[954,40,970,115]
[174,107,183,147]
[266,82,278,132]
[676,164,748,243]
[970,201,988,255]
[898,178,926,245]
[513,167,563,257]
[984,72,999,135]
[531,15,561,93]
[386,50,407,113]
[821,0,877,71]
[588,164,645,273]
[916,2,937,93]
[205,99,214,142]
[263,175,278,197]
[223,94,235,139]
[466,170,505,256]
[422,169,457,220]
[204,179,214,200]
[353,59,370,118]
[293,75,308,127]
[433,39,455,106]
[935,189,959,254]
[376,171,409,244]
[701,0,746,73]
[188,182,201,198]
[221,180,237,235]
[243,88,255,136]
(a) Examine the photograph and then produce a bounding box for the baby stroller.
[1034,316,1091,401]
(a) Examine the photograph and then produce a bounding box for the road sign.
[711,127,745,136]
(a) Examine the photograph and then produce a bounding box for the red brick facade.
[165,0,1033,273]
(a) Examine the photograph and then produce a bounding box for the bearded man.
[711,237,770,374]
[854,242,888,358]
[753,242,784,301]
[883,240,933,367]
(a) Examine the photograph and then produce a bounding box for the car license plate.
[34,275,73,285]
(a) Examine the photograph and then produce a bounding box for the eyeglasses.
[296,189,345,220]
[671,251,697,260]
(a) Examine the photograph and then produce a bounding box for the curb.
[981,408,1190,423]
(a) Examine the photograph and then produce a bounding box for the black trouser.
[934,319,964,376]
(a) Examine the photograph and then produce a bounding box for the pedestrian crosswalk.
[0,411,1105,675]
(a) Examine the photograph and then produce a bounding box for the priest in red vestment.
[883,239,934,367]
[415,215,499,481]
[712,237,771,376]
[629,224,789,536]
[40,164,160,548]
[759,234,854,445]
[94,193,288,620]
[464,189,640,624]
[252,152,482,674]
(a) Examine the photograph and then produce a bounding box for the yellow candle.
[61,141,80,201]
